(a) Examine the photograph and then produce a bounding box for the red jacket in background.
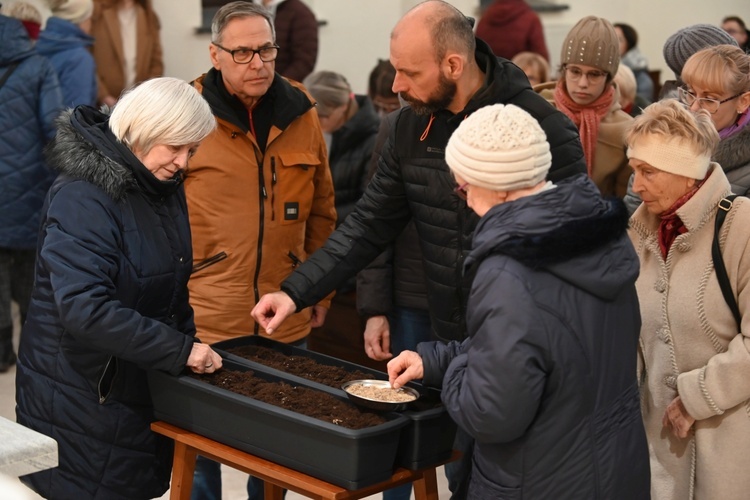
[476,0,549,62]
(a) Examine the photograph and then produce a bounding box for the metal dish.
[342,379,420,412]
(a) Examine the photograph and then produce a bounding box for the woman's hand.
[387,350,423,389]
[662,396,696,439]
[186,343,222,374]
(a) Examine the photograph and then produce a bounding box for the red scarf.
[554,81,614,176]
[657,177,707,259]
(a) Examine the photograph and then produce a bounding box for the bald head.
[393,0,475,62]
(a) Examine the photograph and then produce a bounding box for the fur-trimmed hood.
[47,107,135,201]
[466,174,637,301]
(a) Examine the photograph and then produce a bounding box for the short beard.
[400,74,457,116]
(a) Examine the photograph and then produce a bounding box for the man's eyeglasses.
[454,182,469,200]
[678,87,743,114]
[564,65,607,84]
[212,42,280,64]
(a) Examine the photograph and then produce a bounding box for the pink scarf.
[719,109,750,140]
[554,81,615,176]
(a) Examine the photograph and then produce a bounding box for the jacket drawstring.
[420,113,435,141]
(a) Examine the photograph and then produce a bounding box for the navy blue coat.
[418,176,650,499]
[36,17,97,108]
[15,107,196,500]
[0,15,63,249]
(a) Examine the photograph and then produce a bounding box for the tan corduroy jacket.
[629,165,750,500]
[185,73,336,345]
[90,0,164,103]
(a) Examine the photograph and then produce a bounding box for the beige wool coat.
[629,165,750,500]
[536,81,633,198]
[90,0,164,103]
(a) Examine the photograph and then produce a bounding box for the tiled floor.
[0,305,451,499]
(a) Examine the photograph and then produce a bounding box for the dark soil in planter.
[191,368,387,429]
[225,345,442,411]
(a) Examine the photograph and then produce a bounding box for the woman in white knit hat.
[388,103,649,499]
[628,99,750,500]
[536,15,633,199]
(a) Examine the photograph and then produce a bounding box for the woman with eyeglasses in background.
[678,44,750,195]
[536,16,633,198]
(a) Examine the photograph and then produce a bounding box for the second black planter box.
[211,335,457,470]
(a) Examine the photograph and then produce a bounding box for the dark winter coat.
[0,15,63,249]
[357,114,428,317]
[273,0,318,82]
[329,94,380,226]
[418,175,649,499]
[475,0,549,61]
[282,38,586,341]
[36,16,97,108]
[15,106,196,500]
[715,124,750,195]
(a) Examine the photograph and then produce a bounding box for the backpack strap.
[712,195,741,327]
[0,62,20,89]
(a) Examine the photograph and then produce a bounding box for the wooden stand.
[152,421,455,500]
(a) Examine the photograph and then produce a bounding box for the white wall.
[151,0,748,93]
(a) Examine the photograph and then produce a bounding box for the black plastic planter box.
[147,360,409,489]
[211,336,457,470]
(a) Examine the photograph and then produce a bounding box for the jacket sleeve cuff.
[677,367,725,421]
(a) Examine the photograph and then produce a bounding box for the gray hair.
[303,71,351,116]
[211,1,275,44]
[109,77,216,155]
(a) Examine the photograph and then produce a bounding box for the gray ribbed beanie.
[663,24,738,79]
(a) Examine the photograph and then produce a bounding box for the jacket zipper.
[191,251,228,274]
[270,157,277,221]
[253,155,267,335]
[288,251,302,269]
[97,356,117,404]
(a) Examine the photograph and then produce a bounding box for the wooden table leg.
[170,441,197,500]
[264,481,285,500]
[412,467,439,500]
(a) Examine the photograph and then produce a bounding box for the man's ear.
[209,43,221,71]
[444,53,465,80]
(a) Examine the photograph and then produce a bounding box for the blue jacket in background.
[0,15,63,249]
[36,16,97,108]
[418,175,650,499]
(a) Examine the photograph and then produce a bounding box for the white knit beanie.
[52,0,93,24]
[445,104,552,191]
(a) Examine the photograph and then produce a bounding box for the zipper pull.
[288,251,302,268]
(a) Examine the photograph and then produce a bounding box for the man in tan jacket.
[185,2,336,499]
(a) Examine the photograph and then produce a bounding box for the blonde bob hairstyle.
[681,44,750,96]
[109,77,216,155]
[626,99,719,160]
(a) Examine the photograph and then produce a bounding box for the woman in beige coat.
[90,0,163,106]
[536,15,632,198]
[628,99,750,499]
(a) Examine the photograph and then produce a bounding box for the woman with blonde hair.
[628,99,750,499]
[679,44,750,194]
[511,51,549,87]
[15,77,220,499]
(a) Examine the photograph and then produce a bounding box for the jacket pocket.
[192,251,228,274]
[97,356,118,404]
[274,152,320,226]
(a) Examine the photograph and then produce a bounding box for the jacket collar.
[196,69,314,134]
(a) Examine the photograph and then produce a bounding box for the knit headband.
[627,133,710,180]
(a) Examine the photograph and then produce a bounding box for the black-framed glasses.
[454,182,469,200]
[212,42,280,64]
[678,87,743,114]
[563,65,607,84]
